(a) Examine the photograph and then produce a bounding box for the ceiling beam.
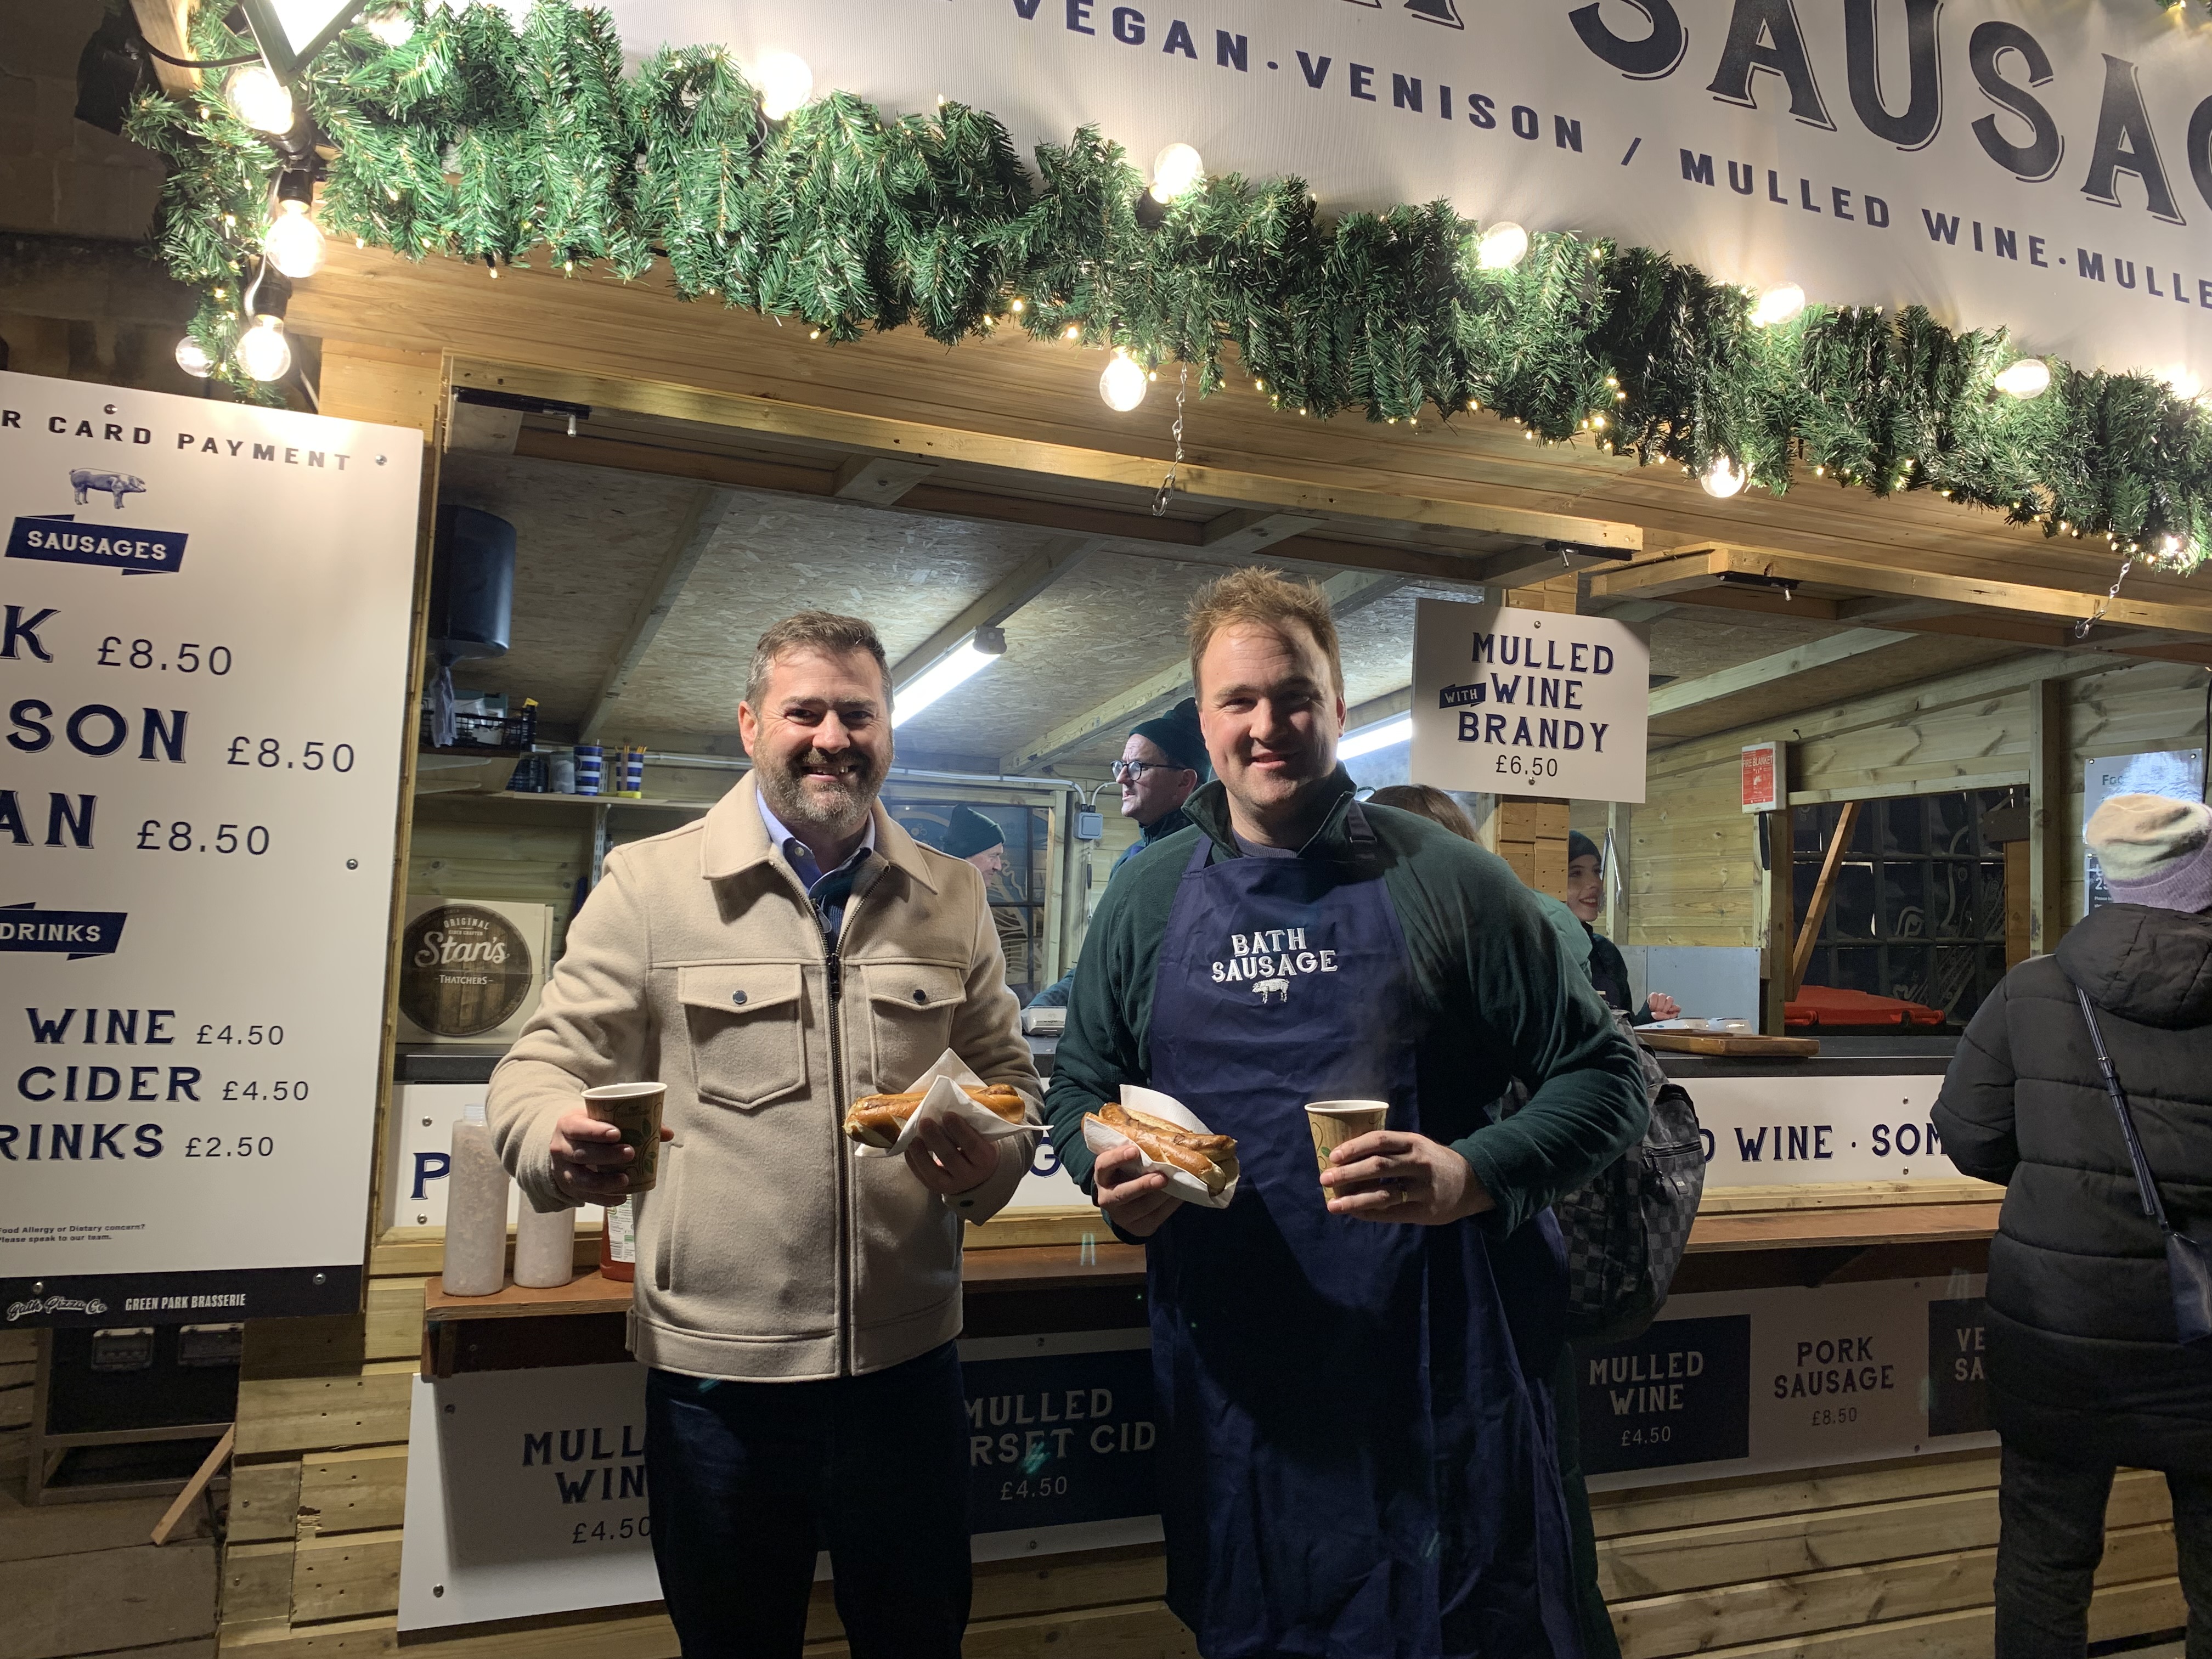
[129,0,200,95]
[834,455,939,506]
[1593,542,2212,638]
[890,537,1104,691]
[1347,685,1414,731]
[1647,628,1911,719]
[1001,572,1404,772]
[580,486,738,740]
[1202,510,1327,556]
[457,354,1643,552]
[513,427,1501,591]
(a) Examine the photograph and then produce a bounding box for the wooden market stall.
[177,229,2212,1658]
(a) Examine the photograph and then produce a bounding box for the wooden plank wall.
[213,1275,2187,1659]
[1623,652,2212,954]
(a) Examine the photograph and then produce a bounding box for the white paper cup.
[583,1081,665,1193]
[1305,1100,1390,1178]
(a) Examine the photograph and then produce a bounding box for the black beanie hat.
[1128,697,1209,776]
[1567,829,1602,868]
[943,805,1006,860]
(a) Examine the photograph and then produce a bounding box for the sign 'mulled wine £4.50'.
[0,371,421,1327]
[1410,597,1650,804]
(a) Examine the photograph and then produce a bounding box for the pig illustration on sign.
[70,470,146,509]
[1251,977,1290,1004]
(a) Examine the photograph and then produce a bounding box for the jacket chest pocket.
[678,964,808,1110]
[864,963,967,1094]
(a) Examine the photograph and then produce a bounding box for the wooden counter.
[422,1243,1154,1375]
[419,1190,2005,1376]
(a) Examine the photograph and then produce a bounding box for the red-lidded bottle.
[598,1199,635,1282]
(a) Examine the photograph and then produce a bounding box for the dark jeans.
[645,1341,972,1659]
[1994,1440,2212,1659]
[1553,1342,1623,1659]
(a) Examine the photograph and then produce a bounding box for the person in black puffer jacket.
[1934,793,2212,1659]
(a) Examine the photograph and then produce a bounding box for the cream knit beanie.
[2084,793,2212,912]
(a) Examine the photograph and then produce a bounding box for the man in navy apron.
[1044,569,1647,1659]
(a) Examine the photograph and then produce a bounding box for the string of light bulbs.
[130,3,2209,569]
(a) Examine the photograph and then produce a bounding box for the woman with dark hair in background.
[1566,830,1679,1025]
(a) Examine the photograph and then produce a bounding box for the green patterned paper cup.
[583,1081,665,1193]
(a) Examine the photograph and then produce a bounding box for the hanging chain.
[1151,364,1188,517]
[2076,556,2135,638]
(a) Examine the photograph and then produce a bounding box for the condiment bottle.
[599,1198,636,1282]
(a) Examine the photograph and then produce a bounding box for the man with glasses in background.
[1031,698,1207,1008]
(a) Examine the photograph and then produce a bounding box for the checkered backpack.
[1530,1015,1705,1346]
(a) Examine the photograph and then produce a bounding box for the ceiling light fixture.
[893,626,1008,727]
[1339,713,1413,760]
[235,0,359,82]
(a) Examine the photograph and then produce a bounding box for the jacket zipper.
[825,910,852,1379]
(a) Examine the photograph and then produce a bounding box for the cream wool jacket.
[487,774,1041,1381]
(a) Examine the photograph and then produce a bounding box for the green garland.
[124,1,2212,569]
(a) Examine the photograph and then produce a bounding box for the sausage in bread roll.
[1090,1101,1238,1195]
[843,1083,1026,1148]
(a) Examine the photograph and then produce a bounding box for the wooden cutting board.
[1638,1030,1821,1058]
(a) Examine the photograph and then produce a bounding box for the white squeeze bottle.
[442,1102,509,1296]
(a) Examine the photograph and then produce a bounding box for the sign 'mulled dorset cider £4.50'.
[1410,597,1650,804]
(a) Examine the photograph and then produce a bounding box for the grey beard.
[758,755,879,840]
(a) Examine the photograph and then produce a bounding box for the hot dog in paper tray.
[842,1047,1037,1156]
[1083,1085,1240,1209]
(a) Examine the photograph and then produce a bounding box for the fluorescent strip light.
[893,634,1004,728]
[1338,714,1413,760]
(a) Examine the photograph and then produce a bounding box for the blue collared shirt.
[757,788,877,940]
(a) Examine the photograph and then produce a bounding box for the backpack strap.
[2070,980,2176,1234]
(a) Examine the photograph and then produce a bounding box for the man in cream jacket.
[488,611,1040,1659]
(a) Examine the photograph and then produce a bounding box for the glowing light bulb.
[174,336,214,378]
[226,65,295,135]
[1700,456,1746,499]
[1994,358,2050,399]
[363,4,415,47]
[755,52,814,121]
[1476,221,1528,271]
[237,317,292,383]
[1751,283,1805,327]
[1099,352,1148,413]
[2162,365,2203,400]
[263,200,325,279]
[1150,143,1204,203]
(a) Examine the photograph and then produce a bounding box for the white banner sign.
[596,0,2211,380]
[0,371,420,1327]
[1410,597,1649,802]
[1692,1074,1966,1187]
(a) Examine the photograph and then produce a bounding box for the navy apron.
[1144,823,1583,1659]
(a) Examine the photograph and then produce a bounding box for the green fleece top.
[1043,771,1649,1237]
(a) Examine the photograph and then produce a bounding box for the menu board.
[0,370,421,1327]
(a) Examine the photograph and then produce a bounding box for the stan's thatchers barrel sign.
[399,904,535,1038]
